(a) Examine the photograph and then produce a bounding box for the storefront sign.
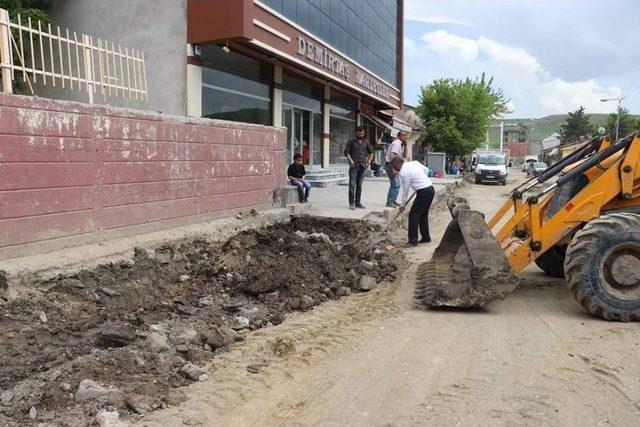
[296,36,350,79]
[296,35,390,101]
[355,70,390,100]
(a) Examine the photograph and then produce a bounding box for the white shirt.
[385,138,403,162]
[398,161,433,206]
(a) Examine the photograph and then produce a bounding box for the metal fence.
[0,8,148,104]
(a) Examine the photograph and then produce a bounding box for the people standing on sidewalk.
[344,125,373,210]
[287,153,311,203]
[390,157,435,247]
[384,131,407,207]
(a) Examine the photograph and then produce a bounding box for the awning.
[362,113,393,131]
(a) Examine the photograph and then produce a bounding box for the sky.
[403,0,640,118]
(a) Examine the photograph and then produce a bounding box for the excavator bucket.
[414,197,519,307]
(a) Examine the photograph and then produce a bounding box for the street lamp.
[600,96,626,141]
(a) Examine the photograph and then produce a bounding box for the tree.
[560,106,594,144]
[415,74,509,156]
[604,107,636,140]
[0,0,51,92]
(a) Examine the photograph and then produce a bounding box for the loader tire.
[564,213,640,322]
[534,245,566,278]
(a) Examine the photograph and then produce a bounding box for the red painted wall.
[507,142,527,157]
[0,94,286,259]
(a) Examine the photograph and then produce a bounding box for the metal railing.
[0,8,148,104]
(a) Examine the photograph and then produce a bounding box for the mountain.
[486,113,639,146]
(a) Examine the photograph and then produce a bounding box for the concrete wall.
[34,0,187,115]
[0,93,287,260]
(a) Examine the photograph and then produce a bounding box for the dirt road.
[141,173,640,427]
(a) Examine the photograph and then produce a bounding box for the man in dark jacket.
[344,125,373,210]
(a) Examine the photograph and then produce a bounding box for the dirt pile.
[0,217,399,426]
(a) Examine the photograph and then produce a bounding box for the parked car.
[527,162,548,177]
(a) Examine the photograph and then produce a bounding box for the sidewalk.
[304,176,460,219]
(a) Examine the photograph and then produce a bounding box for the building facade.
[188,0,404,171]
[36,0,403,177]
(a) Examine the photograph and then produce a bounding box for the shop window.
[329,91,357,165]
[201,45,272,126]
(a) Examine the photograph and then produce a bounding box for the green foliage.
[415,74,509,156]
[0,0,50,92]
[560,106,595,143]
[604,107,637,140]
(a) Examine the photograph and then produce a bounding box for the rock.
[358,275,378,291]
[29,406,37,419]
[373,248,385,259]
[204,326,237,349]
[126,394,161,415]
[95,409,127,427]
[180,363,208,381]
[134,382,162,396]
[176,305,197,316]
[165,390,187,406]
[96,327,135,348]
[308,232,333,245]
[198,295,214,306]
[155,251,172,264]
[149,324,167,333]
[179,275,191,283]
[1,391,14,405]
[247,363,267,374]
[360,260,375,270]
[223,302,244,311]
[48,369,62,382]
[97,287,120,297]
[294,230,308,239]
[300,295,315,310]
[38,311,48,323]
[146,332,171,353]
[61,278,84,289]
[59,383,71,392]
[336,286,352,297]
[238,307,259,321]
[175,328,199,345]
[231,316,250,330]
[75,379,118,402]
[236,213,243,219]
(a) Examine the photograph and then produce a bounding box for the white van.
[474,152,509,185]
[522,155,538,172]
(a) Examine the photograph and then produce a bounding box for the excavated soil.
[0,216,399,426]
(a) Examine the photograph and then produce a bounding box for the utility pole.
[601,96,626,141]
[499,121,504,151]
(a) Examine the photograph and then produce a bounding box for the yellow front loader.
[416,132,640,321]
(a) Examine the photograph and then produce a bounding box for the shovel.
[386,191,416,229]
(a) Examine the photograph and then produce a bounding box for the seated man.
[287,153,311,203]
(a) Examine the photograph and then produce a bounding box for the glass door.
[283,106,321,166]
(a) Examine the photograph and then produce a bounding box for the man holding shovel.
[390,157,435,247]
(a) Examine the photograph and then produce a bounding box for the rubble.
[0,217,399,426]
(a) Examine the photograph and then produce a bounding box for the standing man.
[344,125,373,210]
[390,157,435,246]
[384,131,407,207]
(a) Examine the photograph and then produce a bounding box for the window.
[259,0,399,86]
[329,90,357,164]
[201,46,272,125]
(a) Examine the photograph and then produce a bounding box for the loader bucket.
[414,197,519,307]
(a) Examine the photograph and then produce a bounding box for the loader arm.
[415,133,640,309]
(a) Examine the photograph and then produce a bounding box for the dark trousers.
[348,165,366,205]
[408,186,435,244]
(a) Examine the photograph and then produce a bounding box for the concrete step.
[308,176,349,187]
